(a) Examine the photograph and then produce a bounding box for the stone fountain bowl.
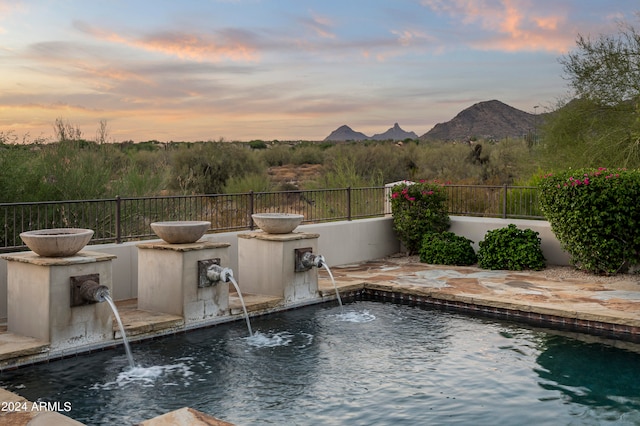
[251,213,304,234]
[19,228,94,257]
[150,221,211,244]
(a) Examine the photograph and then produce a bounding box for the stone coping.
[238,231,320,241]
[136,240,230,252]
[0,250,116,266]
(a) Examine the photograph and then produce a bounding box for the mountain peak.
[421,100,537,141]
[324,123,417,141]
[324,125,369,141]
[372,123,417,141]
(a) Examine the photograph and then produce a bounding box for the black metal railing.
[0,185,543,252]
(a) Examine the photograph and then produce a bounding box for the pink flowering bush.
[390,180,450,254]
[539,167,640,274]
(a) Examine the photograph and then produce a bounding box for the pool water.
[2,301,640,425]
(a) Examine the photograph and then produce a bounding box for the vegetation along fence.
[0,185,543,253]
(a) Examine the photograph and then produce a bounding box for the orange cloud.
[74,21,259,62]
[421,0,573,53]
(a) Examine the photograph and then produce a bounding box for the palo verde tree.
[540,16,640,169]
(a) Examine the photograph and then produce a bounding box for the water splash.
[245,331,314,349]
[335,309,376,323]
[228,276,253,337]
[104,294,135,368]
[90,362,193,390]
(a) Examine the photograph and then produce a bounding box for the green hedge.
[539,168,640,274]
[477,224,545,270]
[419,232,477,265]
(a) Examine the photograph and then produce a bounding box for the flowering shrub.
[477,224,545,270]
[390,181,450,254]
[539,167,640,274]
[419,231,477,265]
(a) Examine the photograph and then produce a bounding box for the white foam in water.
[335,310,376,323]
[245,331,315,349]
[246,331,294,348]
[90,362,193,390]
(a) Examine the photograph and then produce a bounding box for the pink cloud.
[421,0,575,53]
[301,13,336,39]
[74,21,260,62]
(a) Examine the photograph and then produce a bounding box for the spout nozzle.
[206,264,234,283]
[301,252,325,268]
[79,280,110,303]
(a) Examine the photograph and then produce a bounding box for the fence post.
[502,184,508,219]
[249,191,255,230]
[115,196,122,244]
[347,187,352,221]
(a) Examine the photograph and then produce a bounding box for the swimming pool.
[2,301,640,425]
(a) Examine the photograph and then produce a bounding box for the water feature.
[103,295,136,369]
[228,276,253,337]
[321,262,343,309]
[206,264,253,337]
[3,300,640,425]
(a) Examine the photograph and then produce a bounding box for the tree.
[561,18,640,106]
[541,16,640,169]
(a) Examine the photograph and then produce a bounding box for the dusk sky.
[1,1,637,143]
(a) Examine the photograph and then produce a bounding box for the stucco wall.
[0,216,570,321]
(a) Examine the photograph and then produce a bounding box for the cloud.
[298,13,336,39]
[73,21,260,62]
[420,0,575,53]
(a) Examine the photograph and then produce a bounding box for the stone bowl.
[20,228,94,257]
[150,221,211,244]
[251,213,304,234]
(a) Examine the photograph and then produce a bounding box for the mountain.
[371,123,418,141]
[324,125,369,141]
[420,100,539,141]
[324,123,417,141]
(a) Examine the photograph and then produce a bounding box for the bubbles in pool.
[245,331,292,348]
[245,331,313,348]
[90,361,194,390]
[334,309,376,323]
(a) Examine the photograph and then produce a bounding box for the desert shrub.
[224,172,273,193]
[419,232,477,265]
[168,143,261,194]
[539,167,640,274]
[259,145,293,167]
[249,140,267,150]
[291,144,325,165]
[390,181,450,254]
[477,224,545,270]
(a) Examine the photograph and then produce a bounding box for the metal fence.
[0,185,543,252]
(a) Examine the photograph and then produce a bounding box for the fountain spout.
[79,280,110,303]
[301,252,325,269]
[206,264,253,336]
[206,264,234,283]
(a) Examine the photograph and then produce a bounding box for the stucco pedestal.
[136,241,231,324]
[238,231,320,304]
[1,251,116,351]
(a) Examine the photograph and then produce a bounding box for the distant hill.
[324,125,369,141]
[420,100,539,141]
[324,123,416,142]
[372,123,418,141]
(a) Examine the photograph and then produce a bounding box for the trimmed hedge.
[477,224,545,270]
[539,167,640,274]
[419,232,477,265]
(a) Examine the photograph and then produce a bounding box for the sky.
[0,1,637,143]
